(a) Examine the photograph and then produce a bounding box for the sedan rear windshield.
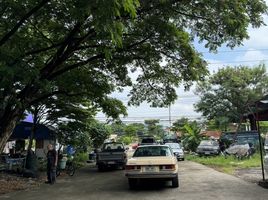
[133,146,172,157]
[199,141,218,146]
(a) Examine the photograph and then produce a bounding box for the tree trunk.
[0,108,24,153]
[27,106,38,152]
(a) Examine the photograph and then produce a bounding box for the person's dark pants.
[47,166,56,184]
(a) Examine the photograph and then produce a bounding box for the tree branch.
[29,90,88,105]
[39,22,83,79]
[47,54,104,80]
[0,0,50,46]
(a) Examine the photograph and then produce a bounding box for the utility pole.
[169,104,171,133]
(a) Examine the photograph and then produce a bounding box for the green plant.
[182,121,203,152]
[73,152,88,167]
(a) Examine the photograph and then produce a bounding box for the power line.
[208,59,268,65]
[200,48,268,54]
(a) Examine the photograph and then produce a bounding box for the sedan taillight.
[125,165,141,170]
[160,165,176,170]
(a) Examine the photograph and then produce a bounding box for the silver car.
[196,140,220,156]
[166,143,184,161]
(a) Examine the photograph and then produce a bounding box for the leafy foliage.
[171,117,189,133]
[87,122,111,148]
[182,121,203,152]
[144,119,165,139]
[195,65,268,124]
[0,0,267,151]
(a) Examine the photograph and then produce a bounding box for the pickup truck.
[96,142,127,171]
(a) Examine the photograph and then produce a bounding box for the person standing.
[46,144,58,184]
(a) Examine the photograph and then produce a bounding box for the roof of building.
[10,121,55,140]
[201,130,222,139]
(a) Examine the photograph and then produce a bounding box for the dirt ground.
[234,168,266,184]
[0,164,266,195]
[0,172,45,194]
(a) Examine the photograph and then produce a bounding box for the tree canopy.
[195,65,268,124]
[0,0,267,152]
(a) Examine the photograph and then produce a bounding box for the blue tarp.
[10,121,55,140]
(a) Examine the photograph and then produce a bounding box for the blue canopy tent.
[10,121,55,140]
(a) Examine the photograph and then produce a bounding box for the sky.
[96,5,268,126]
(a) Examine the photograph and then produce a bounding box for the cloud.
[234,49,268,66]
[206,59,226,74]
[243,14,268,48]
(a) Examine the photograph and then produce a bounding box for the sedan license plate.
[145,166,157,172]
[108,161,115,164]
[205,152,210,155]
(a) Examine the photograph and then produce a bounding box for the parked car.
[125,145,179,189]
[165,143,184,161]
[96,142,127,171]
[225,143,255,159]
[196,140,220,156]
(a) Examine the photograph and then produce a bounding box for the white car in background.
[165,143,184,161]
[125,145,179,189]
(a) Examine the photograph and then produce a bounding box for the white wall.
[35,139,58,158]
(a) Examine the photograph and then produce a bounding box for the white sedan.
[125,145,179,189]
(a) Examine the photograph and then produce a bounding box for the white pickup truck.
[96,142,127,171]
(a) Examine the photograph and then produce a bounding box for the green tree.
[25,92,100,153]
[195,65,268,129]
[182,121,203,152]
[171,117,189,133]
[144,119,165,139]
[57,121,90,150]
[117,123,145,144]
[205,117,229,131]
[87,122,111,149]
[0,0,267,152]
[110,122,126,136]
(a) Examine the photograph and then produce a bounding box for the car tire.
[128,178,137,189]
[98,165,105,172]
[172,176,179,188]
[181,158,185,161]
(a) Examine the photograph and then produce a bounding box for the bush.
[73,152,88,167]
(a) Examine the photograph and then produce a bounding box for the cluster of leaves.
[172,118,203,152]
[195,65,268,125]
[0,0,267,151]
[144,119,165,139]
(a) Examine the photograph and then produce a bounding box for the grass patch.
[186,154,262,175]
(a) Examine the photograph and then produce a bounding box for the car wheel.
[172,176,179,188]
[98,165,105,172]
[181,158,185,161]
[128,178,137,189]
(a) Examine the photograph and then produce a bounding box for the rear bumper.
[125,172,178,179]
[175,154,184,159]
[197,151,219,155]
[97,160,126,166]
